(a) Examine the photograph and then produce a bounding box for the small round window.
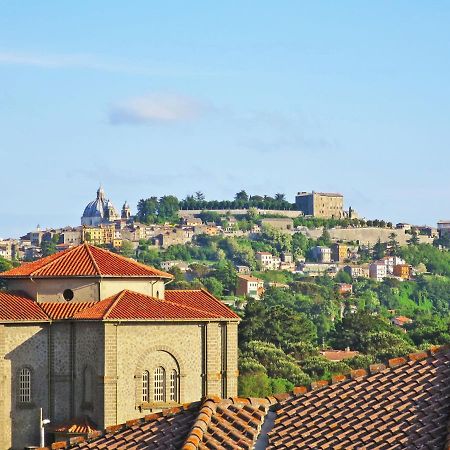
[63,289,74,301]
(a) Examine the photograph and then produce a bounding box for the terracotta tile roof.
[237,274,264,283]
[50,416,98,435]
[182,397,271,450]
[65,404,200,449]
[49,347,450,450]
[73,290,238,321]
[267,347,450,449]
[0,291,49,322]
[39,301,98,320]
[0,243,172,279]
[165,289,240,319]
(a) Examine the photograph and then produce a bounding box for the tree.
[408,231,420,246]
[373,238,385,259]
[202,276,224,297]
[137,197,158,224]
[41,234,60,257]
[120,240,135,258]
[195,191,205,201]
[388,232,400,256]
[235,190,249,202]
[158,195,179,221]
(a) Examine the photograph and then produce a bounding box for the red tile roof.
[267,348,450,449]
[73,290,236,321]
[50,416,98,435]
[49,347,450,450]
[165,289,240,319]
[0,243,172,279]
[39,301,98,320]
[0,291,49,322]
[0,289,237,323]
[67,404,200,449]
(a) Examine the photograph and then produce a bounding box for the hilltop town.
[2,187,450,448]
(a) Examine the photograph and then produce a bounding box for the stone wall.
[0,323,49,450]
[179,209,302,219]
[298,227,434,246]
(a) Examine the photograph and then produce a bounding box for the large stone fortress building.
[0,244,239,449]
[295,191,344,219]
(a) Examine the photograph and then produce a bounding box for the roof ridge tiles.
[83,243,101,276]
[271,346,446,409]
[102,290,127,319]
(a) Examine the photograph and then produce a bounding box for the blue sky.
[1,2,450,237]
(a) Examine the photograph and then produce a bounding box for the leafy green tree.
[241,341,311,385]
[235,190,249,202]
[213,260,237,294]
[41,234,60,257]
[202,276,224,297]
[0,256,12,273]
[373,238,385,259]
[158,195,179,221]
[408,231,420,246]
[335,270,352,284]
[388,232,400,255]
[137,197,158,223]
[120,240,135,258]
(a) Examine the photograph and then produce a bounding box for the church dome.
[81,186,119,226]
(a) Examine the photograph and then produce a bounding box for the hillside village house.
[235,274,265,300]
[0,244,239,449]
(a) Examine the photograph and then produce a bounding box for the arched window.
[19,368,31,403]
[142,370,149,402]
[170,369,178,402]
[154,367,165,402]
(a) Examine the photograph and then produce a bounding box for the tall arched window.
[170,369,178,402]
[19,368,31,403]
[154,367,165,402]
[142,370,149,402]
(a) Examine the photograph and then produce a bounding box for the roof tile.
[0,243,172,279]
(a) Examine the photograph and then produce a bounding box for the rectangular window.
[142,371,149,402]
[170,370,177,402]
[19,368,31,403]
[154,367,165,402]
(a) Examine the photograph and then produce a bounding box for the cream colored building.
[0,244,239,449]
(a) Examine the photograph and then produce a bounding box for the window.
[19,368,31,403]
[83,366,93,407]
[170,369,178,402]
[63,289,74,301]
[142,370,149,402]
[154,367,165,402]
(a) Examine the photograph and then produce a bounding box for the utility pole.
[40,408,51,447]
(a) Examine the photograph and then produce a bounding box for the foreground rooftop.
[44,346,450,449]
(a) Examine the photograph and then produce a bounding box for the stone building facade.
[0,244,239,449]
[295,191,344,219]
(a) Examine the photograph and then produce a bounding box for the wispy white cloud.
[0,51,134,72]
[0,50,239,77]
[109,93,209,125]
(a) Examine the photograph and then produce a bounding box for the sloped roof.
[39,301,98,320]
[73,290,234,321]
[0,243,172,279]
[68,405,201,449]
[165,289,240,319]
[48,347,450,450]
[1,290,237,322]
[0,291,49,322]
